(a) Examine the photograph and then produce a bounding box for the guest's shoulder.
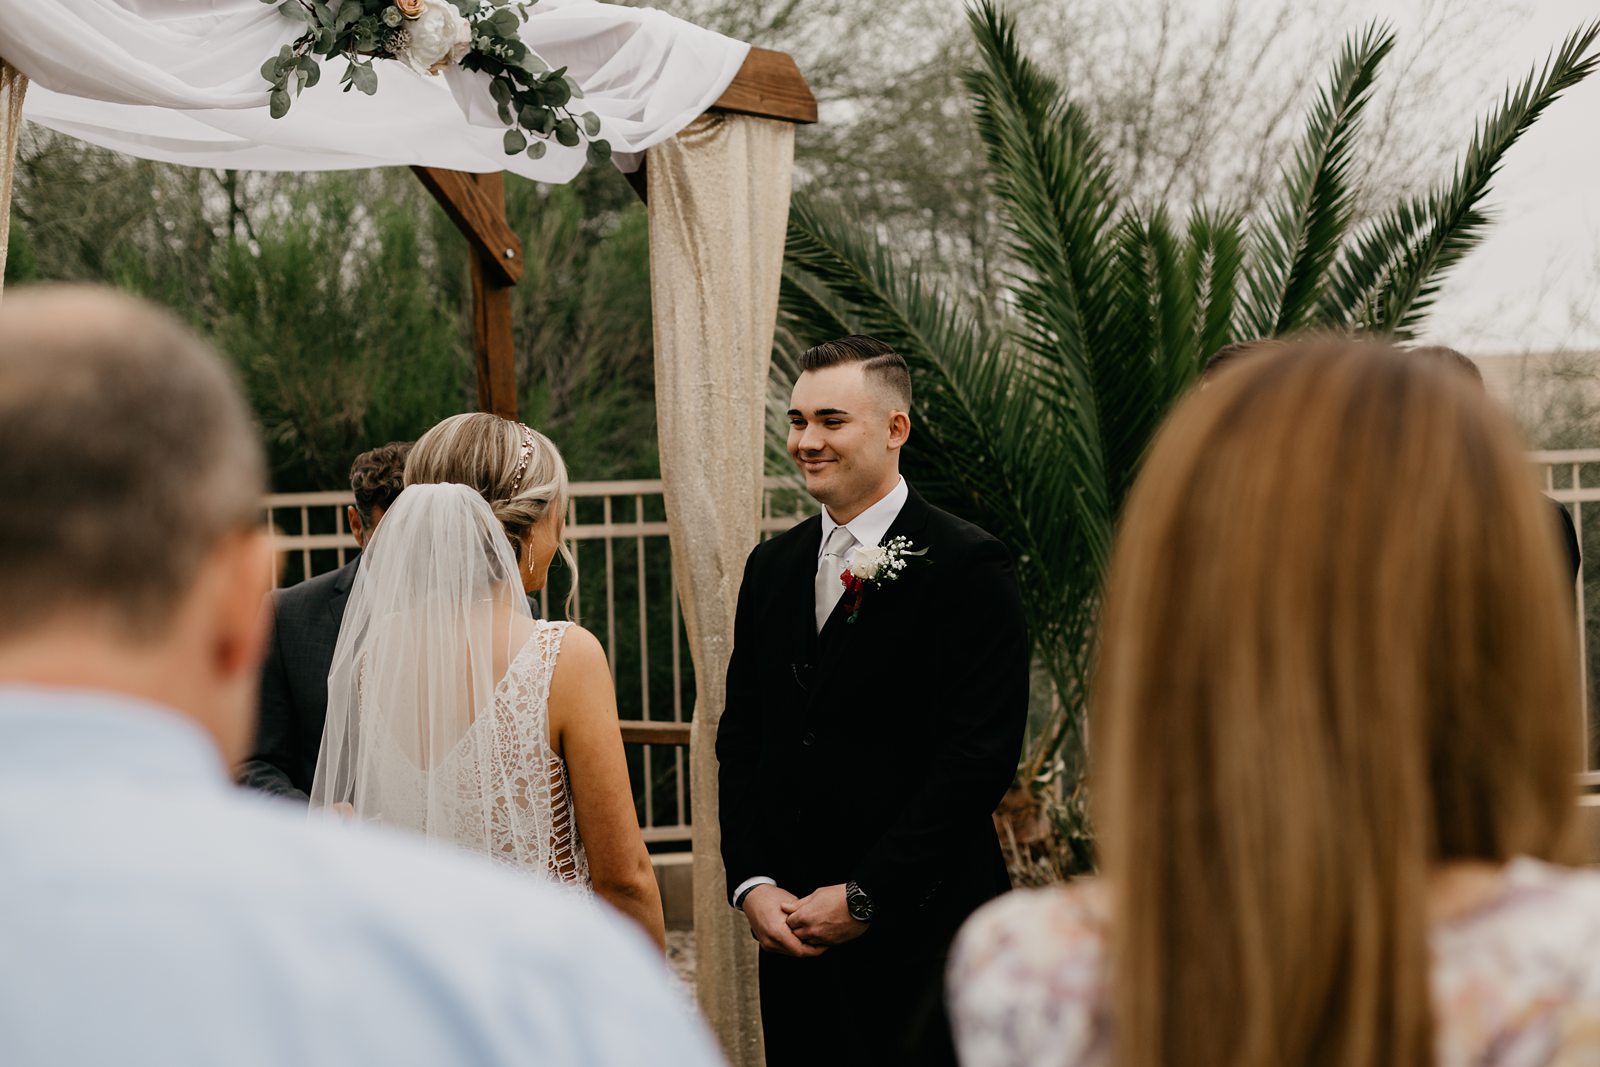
[949,881,1110,1067]
[953,880,1108,979]
[1432,860,1600,1064]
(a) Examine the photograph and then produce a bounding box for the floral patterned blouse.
[948,859,1600,1067]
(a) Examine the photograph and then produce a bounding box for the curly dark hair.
[349,441,412,529]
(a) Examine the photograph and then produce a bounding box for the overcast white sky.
[1257,0,1600,354]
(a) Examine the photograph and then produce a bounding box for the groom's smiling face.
[787,363,908,517]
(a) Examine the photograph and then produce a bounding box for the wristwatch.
[845,880,876,924]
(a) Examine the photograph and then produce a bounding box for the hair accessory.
[508,422,536,495]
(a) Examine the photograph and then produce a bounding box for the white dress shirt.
[0,687,723,1067]
[733,477,911,909]
[817,476,910,571]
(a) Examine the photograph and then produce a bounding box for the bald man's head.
[0,285,265,641]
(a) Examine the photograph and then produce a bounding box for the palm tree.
[780,1,1600,873]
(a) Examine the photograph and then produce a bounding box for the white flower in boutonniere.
[838,536,928,623]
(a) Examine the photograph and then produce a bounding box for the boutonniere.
[839,536,928,623]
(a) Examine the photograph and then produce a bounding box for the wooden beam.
[711,47,817,125]
[412,165,525,285]
[463,172,519,420]
[620,721,692,747]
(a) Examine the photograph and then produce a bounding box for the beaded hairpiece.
[508,422,536,495]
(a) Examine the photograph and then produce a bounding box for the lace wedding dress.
[311,484,591,894]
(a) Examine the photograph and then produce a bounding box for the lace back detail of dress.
[483,620,591,894]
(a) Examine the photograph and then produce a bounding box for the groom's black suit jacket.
[717,487,1029,954]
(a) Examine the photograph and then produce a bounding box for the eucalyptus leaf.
[352,62,378,95]
[555,118,579,147]
[299,57,322,88]
[489,78,512,106]
[282,2,311,22]
[260,58,282,82]
[269,88,292,118]
[581,112,601,137]
[526,140,547,160]
[487,8,519,36]
[586,139,611,166]
[563,75,583,100]
[544,79,570,107]
[503,128,528,154]
[517,51,548,74]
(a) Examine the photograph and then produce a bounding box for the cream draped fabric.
[0,61,25,296]
[647,112,793,1067]
[1,0,747,181]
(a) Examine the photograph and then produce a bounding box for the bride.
[311,413,666,951]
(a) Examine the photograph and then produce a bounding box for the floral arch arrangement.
[259,0,610,165]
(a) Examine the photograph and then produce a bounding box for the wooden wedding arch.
[416,47,814,419]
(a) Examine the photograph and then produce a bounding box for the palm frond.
[963,0,1120,572]
[1353,20,1600,337]
[1186,207,1248,366]
[783,198,1067,595]
[1103,208,1195,504]
[1242,22,1394,337]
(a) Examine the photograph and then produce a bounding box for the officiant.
[237,442,411,800]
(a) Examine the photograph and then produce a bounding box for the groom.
[717,336,1029,1065]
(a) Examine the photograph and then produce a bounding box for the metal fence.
[268,452,1600,841]
[265,478,814,849]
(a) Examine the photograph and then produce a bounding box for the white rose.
[848,545,886,580]
[398,0,473,76]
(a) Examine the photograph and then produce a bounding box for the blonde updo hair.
[405,413,576,611]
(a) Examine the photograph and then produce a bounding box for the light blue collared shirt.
[0,686,724,1067]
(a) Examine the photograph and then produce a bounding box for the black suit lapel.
[805,489,933,715]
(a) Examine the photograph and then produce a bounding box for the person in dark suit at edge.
[237,442,411,801]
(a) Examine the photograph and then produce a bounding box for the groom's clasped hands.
[743,883,868,956]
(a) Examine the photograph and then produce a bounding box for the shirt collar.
[819,477,910,558]
[0,686,228,789]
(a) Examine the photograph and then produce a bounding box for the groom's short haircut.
[800,335,912,413]
[350,442,412,529]
[0,285,265,642]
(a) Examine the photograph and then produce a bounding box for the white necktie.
[815,525,856,632]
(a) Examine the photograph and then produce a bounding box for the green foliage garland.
[258,0,612,167]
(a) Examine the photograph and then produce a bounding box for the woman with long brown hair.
[948,339,1597,1066]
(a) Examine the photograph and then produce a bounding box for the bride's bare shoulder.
[547,624,612,693]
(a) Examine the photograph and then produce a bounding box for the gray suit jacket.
[238,558,358,801]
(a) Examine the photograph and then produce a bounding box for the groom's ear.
[887,410,911,451]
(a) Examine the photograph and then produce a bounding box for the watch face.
[847,884,874,921]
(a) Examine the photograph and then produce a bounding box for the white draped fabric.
[648,111,794,1067]
[1,0,748,180]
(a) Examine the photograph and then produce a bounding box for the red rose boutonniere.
[839,536,928,623]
